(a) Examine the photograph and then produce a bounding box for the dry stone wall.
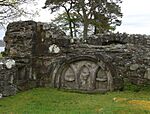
[1,20,150,97]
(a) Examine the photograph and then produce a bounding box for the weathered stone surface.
[1,20,150,96]
[144,68,150,80]
[4,21,36,57]
[130,64,139,71]
[49,44,60,53]
[0,58,17,97]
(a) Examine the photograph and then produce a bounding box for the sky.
[117,0,150,34]
[0,0,150,40]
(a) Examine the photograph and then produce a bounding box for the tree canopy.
[51,12,81,38]
[0,0,37,28]
[44,0,122,39]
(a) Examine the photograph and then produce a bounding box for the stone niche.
[1,20,150,96]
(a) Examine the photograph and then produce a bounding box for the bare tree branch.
[0,0,37,28]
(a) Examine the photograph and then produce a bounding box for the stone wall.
[1,20,150,97]
[0,59,16,97]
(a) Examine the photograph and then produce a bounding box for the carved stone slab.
[55,59,113,92]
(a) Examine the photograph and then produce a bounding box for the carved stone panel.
[79,65,91,90]
[64,67,75,82]
[58,60,113,92]
[96,68,109,90]
[61,67,76,89]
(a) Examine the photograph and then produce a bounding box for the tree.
[52,12,81,38]
[0,0,37,28]
[73,0,122,39]
[44,0,122,39]
[44,0,75,38]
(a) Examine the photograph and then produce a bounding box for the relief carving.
[96,68,107,82]
[64,67,75,82]
[59,60,112,91]
[79,65,90,90]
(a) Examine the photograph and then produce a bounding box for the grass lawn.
[0,88,150,114]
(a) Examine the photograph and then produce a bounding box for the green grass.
[0,88,150,114]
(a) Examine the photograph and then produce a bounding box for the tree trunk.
[64,6,73,38]
[94,13,99,34]
[94,26,97,34]
[67,12,73,38]
[83,21,88,40]
[73,22,77,37]
[80,0,89,40]
[69,19,73,38]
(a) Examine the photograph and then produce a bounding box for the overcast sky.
[117,0,150,34]
[0,0,150,40]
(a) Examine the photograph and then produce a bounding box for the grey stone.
[0,58,16,97]
[49,44,60,53]
[144,68,150,79]
[130,64,139,71]
[5,59,15,69]
[0,93,2,99]
[2,85,17,97]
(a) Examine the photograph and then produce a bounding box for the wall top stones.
[4,21,150,58]
[87,33,150,46]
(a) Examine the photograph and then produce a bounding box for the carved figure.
[79,65,90,90]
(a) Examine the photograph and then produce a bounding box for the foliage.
[123,82,150,92]
[0,51,6,57]
[0,0,37,28]
[0,88,150,114]
[0,53,2,58]
[44,0,76,38]
[44,0,122,39]
[52,12,82,37]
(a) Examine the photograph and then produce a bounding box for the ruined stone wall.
[4,21,37,93]
[0,59,16,97]
[1,20,150,97]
